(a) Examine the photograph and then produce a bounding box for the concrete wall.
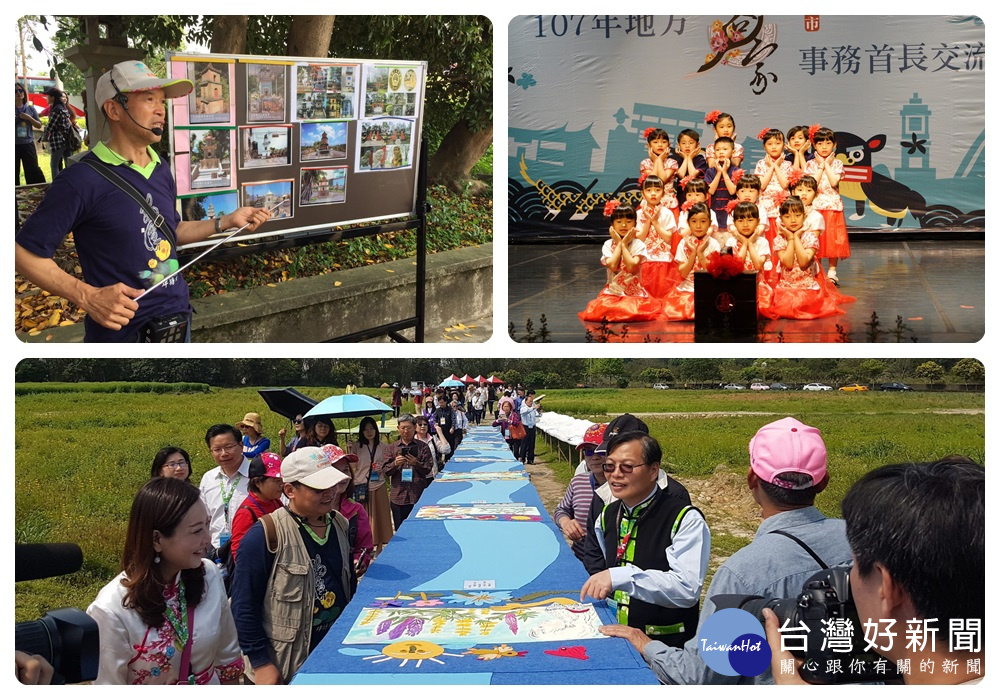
[20,244,492,343]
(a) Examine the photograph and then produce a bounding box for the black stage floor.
[508,241,984,343]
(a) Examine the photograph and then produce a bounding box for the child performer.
[726,200,774,311]
[673,128,708,199]
[676,176,713,239]
[640,128,679,213]
[804,125,849,285]
[661,202,721,321]
[784,125,814,170]
[754,127,793,247]
[760,194,854,320]
[635,174,680,297]
[705,137,739,231]
[728,174,768,240]
[579,200,662,323]
[704,111,744,168]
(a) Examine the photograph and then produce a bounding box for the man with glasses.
[580,430,710,649]
[381,414,433,529]
[230,446,355,684]
[200,424,252,553]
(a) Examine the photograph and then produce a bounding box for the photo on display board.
[363,64,421,118]
[239,124,293,169]
[186,61,232,124]
[242,179,294,219]
[246,62,287,122]
[300,121,349,161]
[300,166,347,206]
[181,127,233,191]
[356,117,414,172]
[177,190,240,223]
[294,63,358,121]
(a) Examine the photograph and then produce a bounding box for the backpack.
[215,504,259,594]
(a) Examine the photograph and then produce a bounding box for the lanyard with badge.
[368,444,381,483]
[217,473,241,546]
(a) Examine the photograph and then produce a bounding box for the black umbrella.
[258,387,318,421]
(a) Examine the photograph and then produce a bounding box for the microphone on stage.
[15,543,84,582]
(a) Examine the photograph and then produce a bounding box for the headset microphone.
[110,73,163,137]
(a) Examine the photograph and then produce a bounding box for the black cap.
[596,413,649,453]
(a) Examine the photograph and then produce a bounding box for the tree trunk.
[210,15,248,54]
[428,116,493,194]
[286,16,336,58]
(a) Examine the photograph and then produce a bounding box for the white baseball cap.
[95,60,193,109]
[280,446,349,490]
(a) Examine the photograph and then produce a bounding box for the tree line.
[14,358,984,389]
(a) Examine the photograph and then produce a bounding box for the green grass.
[15,385,984,621]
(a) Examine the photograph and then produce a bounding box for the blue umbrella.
[305,394,394,427]
[439,379,464,388]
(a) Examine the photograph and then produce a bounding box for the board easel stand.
[178,138,429,343]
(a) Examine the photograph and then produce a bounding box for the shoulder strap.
[80,157,177,248]
[770,529,829,570]
[670,505,696,538]
[260,512,279,554]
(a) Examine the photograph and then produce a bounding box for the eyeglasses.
[163,460,189,470]
[210,443,241,455]
[583,450,597,457]
[601,462,649,474]
[293,418,303,424]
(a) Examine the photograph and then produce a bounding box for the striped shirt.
[553,473,599,561]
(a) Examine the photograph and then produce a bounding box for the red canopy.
[473,375,487,383]
[444,374,461,381]
[460,374,475,383]
[486,375,504,384]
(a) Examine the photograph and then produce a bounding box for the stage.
[508,240,984,343]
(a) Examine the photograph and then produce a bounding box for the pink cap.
[578,423,607,449]
[749,417,827,489]
[321,443,358,466]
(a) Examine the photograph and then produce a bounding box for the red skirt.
[818,210,850,259]
[764,219,778,249]
[760,273,855,320]
[660,286,694,321]
[579,291,662,323]
[643,260,683,298]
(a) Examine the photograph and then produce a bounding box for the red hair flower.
[681,200,695,212]
[787,167,804,188]
[680,175,695,189]
[643,127,655,139]
[732,168,745,182]
[726,199,740,214]
[757,127,771,141]
[603,199,621,218]
[808,123,822,142]
[705,110,721,125]
[775,190,790,206]
[638,172,648,186]
[705,251,745,279]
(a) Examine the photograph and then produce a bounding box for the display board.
[166,53,427,250]
[508,15,985,237]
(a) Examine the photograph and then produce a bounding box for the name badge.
[402,468,413,482]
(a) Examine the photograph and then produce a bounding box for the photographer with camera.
[600,417,853,684]
[765,457,984,685]
[381,414,433,530]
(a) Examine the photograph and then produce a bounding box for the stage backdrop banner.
[508,15,985,238]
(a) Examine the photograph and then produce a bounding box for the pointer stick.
[136,201,283,300]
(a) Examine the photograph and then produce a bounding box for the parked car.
[803,383,833,391]
[652,383,670,390]
[723,383,746,390]
[769,382,792,391]
[839,383,869,392]
[880,382,913,391]
[750,383,770,391]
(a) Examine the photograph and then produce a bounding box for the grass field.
[14,384,984,621]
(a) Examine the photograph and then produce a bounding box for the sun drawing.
[363,641,465,668]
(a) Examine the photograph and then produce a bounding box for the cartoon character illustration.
[835,132,927,227]
[463,644,528,661]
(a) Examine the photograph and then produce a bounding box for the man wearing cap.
[554,423,607,562]
[601,416,853,684]
[580,414,692,576]
[15,59,272,342]
[581,431,710,650]
[230,446,355,684]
